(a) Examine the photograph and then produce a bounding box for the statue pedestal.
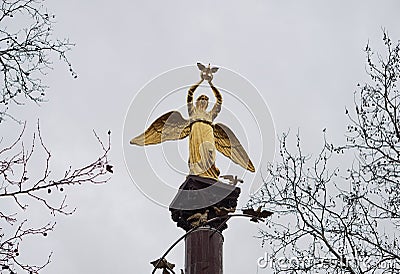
[169,175,241,232]
[169,175,241,274]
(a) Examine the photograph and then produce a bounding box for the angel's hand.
[200,70,213,82]
[200,71,208,81]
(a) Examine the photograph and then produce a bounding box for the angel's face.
[196,95,209,110]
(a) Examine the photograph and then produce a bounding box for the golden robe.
[187,82,222,180]
[188,113,219,179]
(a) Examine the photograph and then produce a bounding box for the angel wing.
[213,123,255,172]
[130,111,190,146]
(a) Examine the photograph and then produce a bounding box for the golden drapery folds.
[188,118,220,179]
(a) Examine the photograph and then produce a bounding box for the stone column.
[185,227,223,274]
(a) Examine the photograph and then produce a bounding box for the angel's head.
[196,94,209,110]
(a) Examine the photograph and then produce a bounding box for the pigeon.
[220,175,243,185]
[150,258,175,273]
[213,206,235,216]
[187,210,209,227]
[242,206,273,223]
[197,62,218,82]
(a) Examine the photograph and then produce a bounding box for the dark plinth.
[169,175,241,232]
[185,227,223,274]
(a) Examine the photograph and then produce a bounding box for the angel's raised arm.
[209,82,222,120]
[187,79,203,116]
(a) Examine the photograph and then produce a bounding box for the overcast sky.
[3,1,400,273]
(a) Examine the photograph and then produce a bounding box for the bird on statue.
[219,174,244,185]
[197,62,219,82]
[150,258,175,273]
[213,206,235,216]
[242,206,273,223]
[187,210,209,227]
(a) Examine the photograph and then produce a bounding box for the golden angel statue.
[130,63,255,180]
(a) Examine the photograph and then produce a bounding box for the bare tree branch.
[250,30,400,273]
[0,0,76,122]
[0,1,112,273]
[0,125,112,273]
